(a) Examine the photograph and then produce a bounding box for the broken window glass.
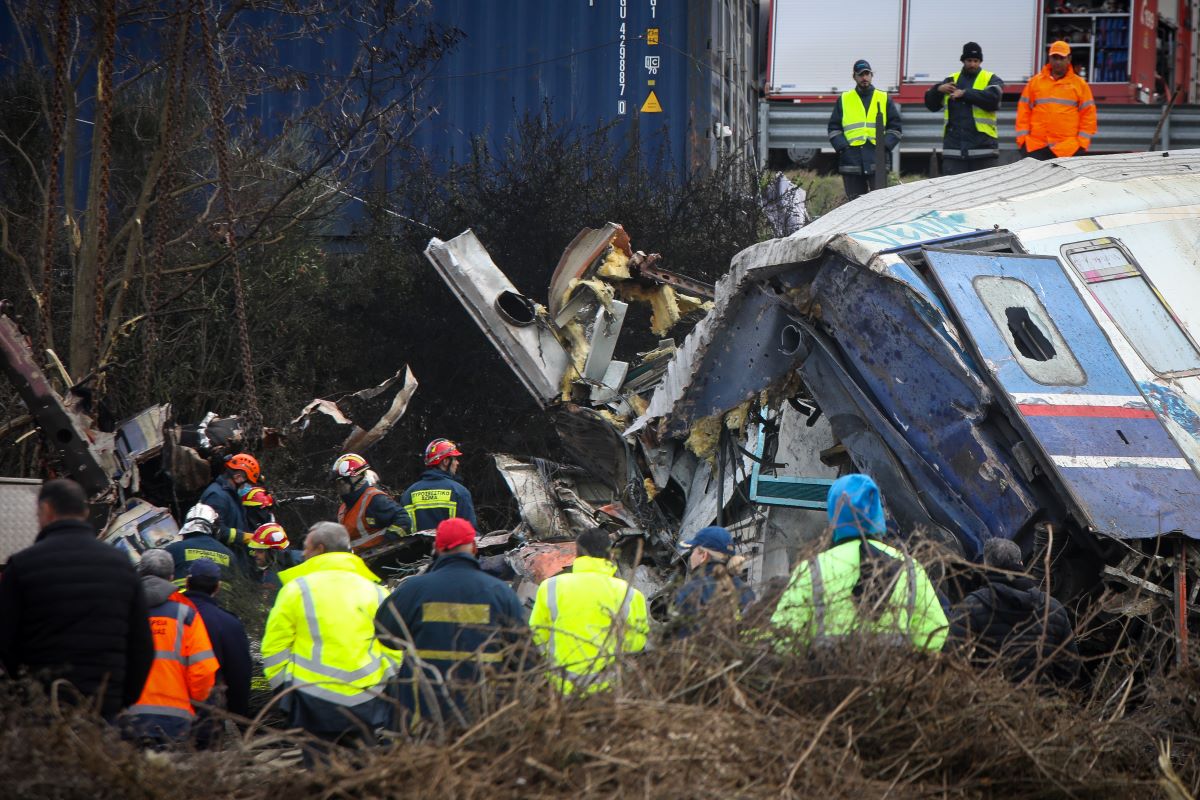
[1063,240,1200,376]
[973,276,1086,386]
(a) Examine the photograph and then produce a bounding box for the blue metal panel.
[923,248,1200,539]
[410,0,709,175]
[748,428,834,509]
[808,256,1040,548]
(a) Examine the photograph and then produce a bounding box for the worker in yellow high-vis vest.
[827,58,902,201]
[261,522,399,756]
[924,42,1004,175]
[530,528,648,695]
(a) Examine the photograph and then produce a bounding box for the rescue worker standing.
[670,526,755,638]
[400,438,477,532]
[164,502,238,585]
[261,522,397,750]
[183,559,253,748]
[333,453,408,553]
[121,550,219,747]
[771,474,948,651]
[0,479,154,721]
[529,528,649,695]
[828,59,902,200]
[1017,41,1097,160]
[375,518,528,729]
[924,42,1004,174]
[199,453,259,550]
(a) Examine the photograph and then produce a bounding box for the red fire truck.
[766,0,1196,104]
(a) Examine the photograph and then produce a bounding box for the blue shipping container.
[411,0,757,177]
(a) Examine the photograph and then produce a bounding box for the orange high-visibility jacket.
[129,591,218,719]
[1016,64,1097,158]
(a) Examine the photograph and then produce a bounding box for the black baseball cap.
[853,59,872,74]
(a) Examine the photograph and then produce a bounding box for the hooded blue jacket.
[828,473,888,544]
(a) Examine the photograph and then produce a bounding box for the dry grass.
[3,618,1198,800]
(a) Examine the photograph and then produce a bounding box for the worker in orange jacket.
[120,550,219,747]
[1016,41,1097,160]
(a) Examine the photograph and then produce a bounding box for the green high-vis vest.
[839,88,889,147]
[943,69,998,138]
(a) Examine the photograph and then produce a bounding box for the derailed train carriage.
[428,150,1200,634]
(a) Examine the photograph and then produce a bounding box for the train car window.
[973,276,1086,386]
[1062,239,1200,377]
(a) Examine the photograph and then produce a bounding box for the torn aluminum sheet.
[548,223,632,319]
[426,231,571,408]
[289,367,418,452]
[494,454,610,540]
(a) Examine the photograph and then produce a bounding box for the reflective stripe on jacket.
[262,551,398,706]
[129,594,219,719]
[529,556,648,694]
[770,539,948,651]
[838,88,889,147]
[1016,63,1097,157]
[400,469,477,532]
[944,69,998,139]
[375,552,528,724]
[337,485,403,552]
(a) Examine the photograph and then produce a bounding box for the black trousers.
[841,173,876,201]
[942,156,998,175]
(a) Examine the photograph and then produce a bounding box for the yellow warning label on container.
[640,91,662,113]
[647,28,659,45]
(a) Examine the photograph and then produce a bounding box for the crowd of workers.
[830,40,1099,199]
[0,435,1079,758]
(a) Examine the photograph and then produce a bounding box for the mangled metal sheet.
[290,366,418,452]
[494,454,607,539]
[547,223,631,319]
[426,231,571,408]
[0,311,114,496]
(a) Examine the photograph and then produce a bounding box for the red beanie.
[435,518,476,551]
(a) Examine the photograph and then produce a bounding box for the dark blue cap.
[188,558,221,580]
[853,59,872,75]
[683,526,736,556]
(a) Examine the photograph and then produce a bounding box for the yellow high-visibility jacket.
[262,551,399,707]
[530,556,648,694]
[771,539,948,652]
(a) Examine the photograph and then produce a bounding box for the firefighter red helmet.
[423,438,462,467]
[247,522,289,550]
[332,453,370,480]
[225,453,261,483]
[241,486,274,508]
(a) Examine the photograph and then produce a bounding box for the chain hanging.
[140,1,189,399]
[91,0,117,396]
[197,0,262,443]
[38,0,73,356]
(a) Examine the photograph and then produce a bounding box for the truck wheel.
[787,147,819,168]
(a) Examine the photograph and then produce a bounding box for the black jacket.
[949,574,1078,684]
[0,518,154,718]
[828,85,902,176]
[184,590,252,717]
[376,553,527,726]
[923,70,1004,158]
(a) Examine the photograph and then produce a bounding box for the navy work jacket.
[375,553,526,725]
